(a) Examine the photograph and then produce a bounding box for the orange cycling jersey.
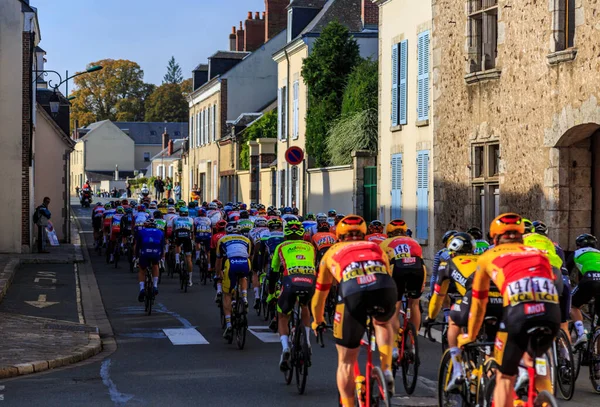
[365,233,387,244]
[312,241,392,320]
[312,232,336,251]
[379,236,423,266]
[466,243,560,342]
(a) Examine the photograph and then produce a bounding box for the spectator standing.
[126,183,132,198]
[166,177,173,199]
[174,182,181,201]
[35,197,51,253]
[75,186,80,197]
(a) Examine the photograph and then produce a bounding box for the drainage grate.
[43,323,97,333]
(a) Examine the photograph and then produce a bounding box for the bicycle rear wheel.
[569,322,583,380]
[534,389,559,407]
[589,327,600,393]
[437,349,463,407]
[554,329,575,400]
[236,299,247,350]
[145,276,152,316]
[220,300,225,329]
[369,366,390,407]
[295,322,309,394]
[284,318,295,385]
[401,322,419,395]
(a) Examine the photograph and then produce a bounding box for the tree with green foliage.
[144,83,188,122]
[163,56,183,84]
[238,111,277,170]
[301,21,360,167]
[341,59,378,115]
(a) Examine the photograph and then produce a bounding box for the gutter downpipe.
[284,48,291,207]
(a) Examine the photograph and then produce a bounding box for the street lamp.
[48,91,60,117]
[33,65,103,97]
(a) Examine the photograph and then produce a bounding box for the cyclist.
[249,217,269,309]
[211,220,228,301]
[173,207,194,287]
[136,219,165,302]
[467,227,490,254]
[92,203,105,249]
[119,207,134,250]
[568,233,600,347]
[380,219,426,343]
[311,218,336,266]
[428,230,457,323]
[326,209,336,228]
[109,206,125,263]
[426,232,502,390]
[207,202,222,228]
[163,206,178,252]
[102,203,116,248]
[238,210,253,236]
[267,220,316,371]
[330,213,345,234]
[193,208,212,268]
[458,213,562,407]
[188,201,199,218]
[312,215,397,404]
[366,220,387,243]
[215,221,252,341]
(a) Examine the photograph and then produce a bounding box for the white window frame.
[292,80,299,139]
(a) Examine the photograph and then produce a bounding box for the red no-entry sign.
[285,146,304,166]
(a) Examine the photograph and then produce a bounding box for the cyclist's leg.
[493,328,521,407]
[238,259,250,304]
[184,239,193,285]
[151,259,160,291]
[137,258,147,301]
[277,277,295,369]
[407,266,426,330]
[222,260,233,328]
[336,345,360,407]
[570,276,594,343]
[560,274,571,338]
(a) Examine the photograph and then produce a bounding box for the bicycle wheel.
[369,366,390,407]
[295,322,309,394]
[220,300,225,329]
[284,318,295,385]
[105,243,111,264]
[114,247,119,269]
[589,327,600,393]
[179,264,185,291]
[555,329,575,400]
[236,300,247,350]
[128,249,134,273]
[183,262,189,293]
[437,349,463,407]
[200,255,207,285]
[534,389,559,407]
[401,322,419,395]
[145,276,152,316]
[477,359,498,407]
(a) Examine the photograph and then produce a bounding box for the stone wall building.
[432,0,600,250]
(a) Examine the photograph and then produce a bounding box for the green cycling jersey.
[271,240,316,276]
[574,247,600,275]
[524,232,563,269]
[154,219,166,231]
[473,239,490,255]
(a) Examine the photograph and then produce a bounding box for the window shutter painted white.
[391,44,399,127]
[293,81,299,139]
[391,153,402,219]
[207,107,211,143]
[277,88,283,140]
[283,86,288,140]
[417,31,430,122]
[204,109,208,144]
[212,104,217,141]
[416,150,430,240]
[197,113,200,147]
[399,40,408,125]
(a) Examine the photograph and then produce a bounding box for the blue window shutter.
[277,88,282,140]
[416,150,430,240]
[391,153,403,220]
[391,44,399,127]
[417,31,430,121]
[399,40,408,125]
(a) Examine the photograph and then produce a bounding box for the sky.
[36,0,266,93]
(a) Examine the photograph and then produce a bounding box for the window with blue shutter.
[418,31,430,122]
[416,150,430,240]
[391,44,399,126]
[293,81,299,139]
[399,40,408,125]
[277,88,283,140]
[391,153,402,220]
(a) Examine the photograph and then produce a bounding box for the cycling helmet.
[267,209,276,217]
[201,201,208,209]
[268,218,283,231]
[232,204,240,210]
[447,232,475,255]
[249,209,258,216]
[334,214,345,224]
[148,202,158,210]
[306,213,316,221]
[239,210,249,219]
[95,202,102,207]
[368,220,384,234]
[137,205,145,212]
[317,220,331,232]
[442,230,458,245]
[522,218,534,234]
[226,221,240,234]
[144,219,157,228]
[167,206,176,214]
[152,210,162,219]
[208,202,218,210]
[284,220,305,237]
[240,203,247,210]
[489,213,525,240]
[466,227,483,240]
[198,208,207,217]
[267,206,274,211]
[129,200,137,207]
[257,209,267,216]
[292,207,299,215]
[215,219,227,231]
[104,204,111,209]
[336,215,367,241]
[274,209,281,216]
[125,207,133,214]
[386,219,408,236]
[316,213,328,223]
[176,199,186,208]
[188,201,197,209]
[257,204,265,211]
[224,205,233,213]
[328,209,337,218]
[533,221,548,236]
[254,218,268,228]
[167,198,175,205]
[576,233,597,249]
[179,206,189,216]
[281,207,291,215]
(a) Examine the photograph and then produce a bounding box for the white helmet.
[208,202,218,210]
[142,184,148,189]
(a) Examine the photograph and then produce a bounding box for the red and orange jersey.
[365,233,387,244]
[312,232,337,252]
[379,236,423,264]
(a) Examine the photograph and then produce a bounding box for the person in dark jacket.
[36,197,51,253]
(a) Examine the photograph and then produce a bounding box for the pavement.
[0,198,597,406]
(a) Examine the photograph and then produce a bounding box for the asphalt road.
[0,201,598,406]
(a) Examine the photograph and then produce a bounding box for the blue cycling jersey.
[136,228,165,258]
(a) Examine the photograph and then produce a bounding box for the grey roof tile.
[113,122,188,145]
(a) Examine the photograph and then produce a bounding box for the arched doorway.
[545,123,600,250]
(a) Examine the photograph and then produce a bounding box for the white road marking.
[419,327,442,343]
[25,294,59,308]
[163,328,209,345]
[248,326,280,343]
[100,359,134,405]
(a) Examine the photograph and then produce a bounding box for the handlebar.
[424,321,447,343]
[315,324,333,348]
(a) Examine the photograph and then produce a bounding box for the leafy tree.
[180,78,193,99]
[301,21,360,167]
[70,59,148,128]
[327,109,377,166]
[144,83,188,122]
[239,111,277,170]
[341,59,378,116]
[163,56,183,84]
[114,83,156,121]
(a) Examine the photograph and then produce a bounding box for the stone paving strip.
[0,312,101,379]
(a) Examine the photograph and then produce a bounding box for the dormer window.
[287,9,293,42]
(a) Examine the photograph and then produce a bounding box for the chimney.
[245,11,266,52]
[229,26,237,51]
[247,11,253,19]
[264,0,288,40]
[236,21,245,51]
[162,128,169,150]
[255,11,260,19]
[361,0,379,29]
[168,140,174,156]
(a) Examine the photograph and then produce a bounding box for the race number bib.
[393,244,411,258]
[506,277,559,306]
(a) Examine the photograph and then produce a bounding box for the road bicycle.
[318,316,390,407]
[391,297,419,395]
[283,296,312,394]
[143,265,155,316]
[197,244,210,285]
[570,297,600,393]
[123,235,134,273]
[178,252,189,292]
[324,284,338,326]
[552,328,575,400]
[227,275,248,350]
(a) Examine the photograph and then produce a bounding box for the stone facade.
[433,0,600,249]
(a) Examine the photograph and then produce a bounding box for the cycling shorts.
[92,217,102,231]
[121,228,132,238]
[194,233,211,245]
[571,272,600,309]
[175,237,193,255]
[450,289,503,341]
[110,226,121,241]
[223,257,251,293]
[392,260,426,300]
[277,275,316,315]
[334,274,397,349]
[139,254,161,269]
[494,303,560,376]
